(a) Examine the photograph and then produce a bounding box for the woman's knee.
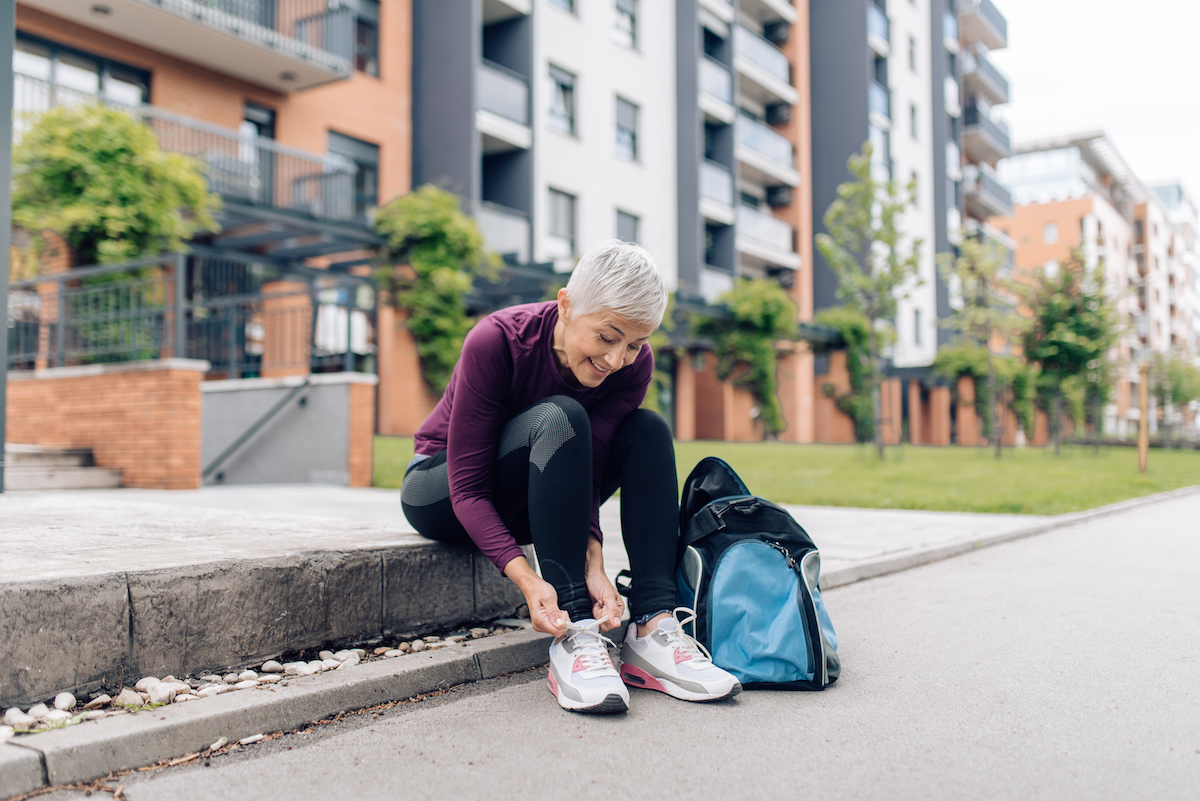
[541,395,590,431]
[617,408,672,447]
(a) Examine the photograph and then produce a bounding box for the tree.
[12,103,219,265]
[1015,252,1117,455]
[1149,352,1200,448]
[937,230,1021,458]
[815,141,922,458]
[374,185,497,395]
[693,278,798,437]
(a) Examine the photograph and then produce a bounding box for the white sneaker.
[547,617,629,714]
[619,608,742,702]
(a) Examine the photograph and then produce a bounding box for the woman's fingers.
[525,581,568,637]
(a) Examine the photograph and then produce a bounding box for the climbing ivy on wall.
[812,307,873,441]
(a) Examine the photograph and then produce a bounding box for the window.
[328,131,380,218]
[1044,222,1059,244]
[549,0,574,12]
[13,34,149,115]
[548,65,575,135]
[908,35,916,72]
[910,103,918,139]
[868,122,890,181]
[548,188,577,257]
[616,96,638,160]
[911,170,919,206]
[617,210,639,243]
[354,0,380,76]
[614,0,637,48]
[914,308,922,345]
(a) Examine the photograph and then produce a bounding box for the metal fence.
[6,252,375,379]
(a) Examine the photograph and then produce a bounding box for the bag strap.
[684,497,811,547]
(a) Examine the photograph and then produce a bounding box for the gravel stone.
[53,692,77,711]
[261,661,284,673]
[307,660,326,674]
[3,709,35,728]
[134,677,161,692]
[0,725,13,742]
[410,640,426,653]
[321,658,341,671]
[196,687,223,698]
[240,734,264,745]
[373,647,391,655]
[233,680,258,690]
[174,694,199,703]
[83,694,111,710]
[282,662,307,675]
[200,674,222,683]
[258,674,282,684]
[384,650,402,657]
[470,628,489,639]
[351,648,366,658]
[148,683,176,705]
[422,636,441,643]
[114,689,144,707]
[318,650,335,661]
[238,670,258,682]
[222,673,240,685]
[27,703,49,720]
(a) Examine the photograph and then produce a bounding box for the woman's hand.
[503,556,568,638]
[585,537,624,632]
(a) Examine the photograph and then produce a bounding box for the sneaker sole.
[620,664,742,702]
[547,671,629,714]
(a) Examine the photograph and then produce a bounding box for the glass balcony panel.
[943,9,958,41]
[699,56,733,104]
[700,160,734,206]
[476,202,530,263]
[868,5,889,44]
[733,25,789,84]
[738,204,793,252]
[735,113,793,168]
[963,102,1012,159]
[477,61,530,125]
[869,81,890,119]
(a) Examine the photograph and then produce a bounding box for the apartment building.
[413,0,814,443]
[993,132,1143,438]
[1150,183,1200,357]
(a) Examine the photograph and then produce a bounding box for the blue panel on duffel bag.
[709,541,813,684]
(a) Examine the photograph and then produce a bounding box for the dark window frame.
[616,95,639,160]
[14,31,151,106]
[328,130,380,218]
[548,188,578,255]
[549,64,577,136]
[615,0,638,48]
[616,209,639,243]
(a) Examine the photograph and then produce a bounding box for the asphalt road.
[45,493,1200,800]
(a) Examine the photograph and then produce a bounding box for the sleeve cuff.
[494,545,528,576]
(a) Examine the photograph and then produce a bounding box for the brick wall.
[348,381,376,488]
[6,359,209,489]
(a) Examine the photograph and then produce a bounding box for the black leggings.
[401,396,678,623]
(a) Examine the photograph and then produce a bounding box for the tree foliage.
[693,278,798,436]
[815,141,922,457]
[937,229,1021,456]
[932,343,1036,440]
[1014,252,1117,453]
[374,185,497,395]
[641,295,678,418]
[812,306,873,441]
[1149,352,1200,447]
[12,103,220,265]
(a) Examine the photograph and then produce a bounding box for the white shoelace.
[563,617,619,674]
[663,607,714,665]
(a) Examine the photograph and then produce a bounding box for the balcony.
[733,25,799,106]
[476,202,530,264]
[944,74,962,117]
[946,140,962,181]
[476,60,533,152]
[22,0,353,93]
[15,74,358,227]
[738,0,797,26]
[699,0,736,23]
[960,44,1010,106]
[958,0,1008,50]
[963,163,1013,219]
[942,9,959,47]
[868,4,890,57]
[482,0,532,23]
[700,160,736,224]
[869,81,890,121]
[699,56,736,123]
[736,204,800,270]
[735,113,799,186]
[963,102,1011,164]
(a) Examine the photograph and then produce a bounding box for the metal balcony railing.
[958,0,1007,49]
[700,56,734,104]
[869,81,890,119]
[735,113,794,169]
[477,60,530,125]
[733,25,790,85]
[963,102,1012,160]
[868,4,889,46]
[13,74,357,222]
[700,160,735,206]
[964,163,1013,217]
[960,44,1010,105]
[6,252,374,378]
[737,204,794,253]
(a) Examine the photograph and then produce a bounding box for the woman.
[401,241,740,713]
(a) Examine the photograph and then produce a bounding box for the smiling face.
[552,289,655,389]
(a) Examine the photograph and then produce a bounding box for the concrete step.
[4,465,123,490]
[5,444,95,468]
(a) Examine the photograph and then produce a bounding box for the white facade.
[531,0,679,288]
[886,0,938,368]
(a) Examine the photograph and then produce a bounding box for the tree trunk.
[869,324,884,460]
[1053,385,1063,456]
[987,346,1000,459]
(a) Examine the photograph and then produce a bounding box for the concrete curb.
[1,629,552,799]
[820,484,1200,589]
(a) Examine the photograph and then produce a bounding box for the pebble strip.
[1,622,525,740]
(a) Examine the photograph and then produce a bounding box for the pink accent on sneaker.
[621,664,667,694]
[547,669,559,696]
[572,655,589,673]
[674,648,693,665]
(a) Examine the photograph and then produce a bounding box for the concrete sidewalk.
[2,482,1197,798]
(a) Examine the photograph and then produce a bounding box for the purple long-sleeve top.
[413,301,653,574]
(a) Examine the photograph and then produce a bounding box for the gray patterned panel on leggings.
[497,401,576,472]
[400,460,452,506]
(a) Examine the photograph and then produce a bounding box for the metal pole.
[1,4,14,493]
[174,253,187,358]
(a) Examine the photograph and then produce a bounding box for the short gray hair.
[564,240,668,329]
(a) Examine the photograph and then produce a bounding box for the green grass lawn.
[374,436,1199,516]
